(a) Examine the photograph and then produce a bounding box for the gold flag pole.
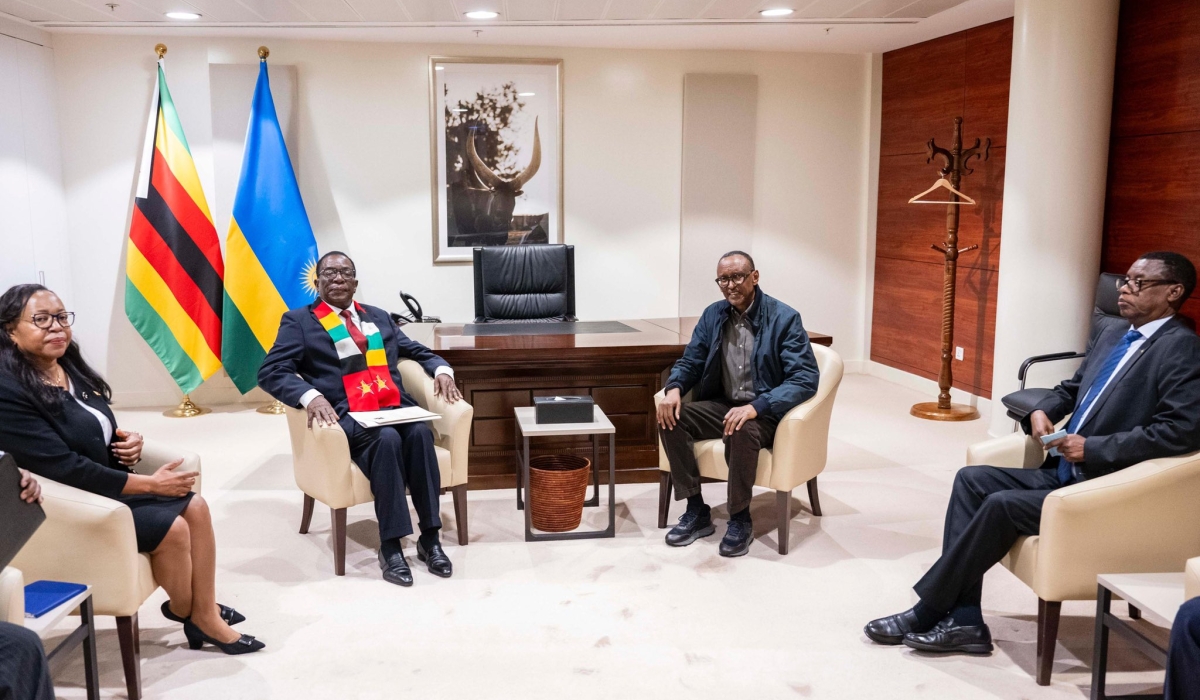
[257,400,286,415]
[165,395,210,418]
[155,43,167,59]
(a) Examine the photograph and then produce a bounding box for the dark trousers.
[1166,597,1200,700]
[914,465,1060,613]
[0,622,54,700]
[346,421,442,541]
[660,399,779,516]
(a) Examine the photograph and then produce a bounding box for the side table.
[1092,572,1184,700]
[514,405,616,542]
[25,584,99,700]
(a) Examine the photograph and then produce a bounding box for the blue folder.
[24,580,87,619]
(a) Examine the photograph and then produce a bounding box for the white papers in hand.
[349,407,439,429]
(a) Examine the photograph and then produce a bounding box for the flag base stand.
[165,395,210,418]
[910,401,979,422]
[257,400,286,415]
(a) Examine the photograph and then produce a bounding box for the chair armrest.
[1186,557,1199,601]
[398,360,473,487]
[0,567,24,625]
[136,439,202,493]
[284,406,362,508]
[10,477,148,617]
[1034,452,1200,601]
[966,432,1045,469]
[769,348,844,490]
[1017,352,1084,384]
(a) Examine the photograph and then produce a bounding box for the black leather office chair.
[472,245,576,323]
[1000,272,1126,422]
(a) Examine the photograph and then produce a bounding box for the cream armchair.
[0,566,24,625]
[965,432,1200,686]
[10,441,200,700]
[654,344,843,554]
[286,359,473,575]
[1187,557,1199,602]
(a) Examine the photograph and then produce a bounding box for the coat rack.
[910,117,989,422]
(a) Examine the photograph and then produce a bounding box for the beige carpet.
[39,374,1168,698]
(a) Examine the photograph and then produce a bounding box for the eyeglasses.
[1116,276,1179,294]
[318,268,357,280]
[715,273,752,288]
[27,312,75,330]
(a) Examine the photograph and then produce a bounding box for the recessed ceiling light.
[759,8,793,16]
[518,92,535,96]
[435,66,445,70]
[465,10,499,19]
[165,11,201,19]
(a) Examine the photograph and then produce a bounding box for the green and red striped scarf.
[313,301,401,411]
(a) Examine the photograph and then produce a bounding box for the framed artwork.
[428,57,564,264]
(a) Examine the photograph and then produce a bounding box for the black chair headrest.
[1095,272,1123,318]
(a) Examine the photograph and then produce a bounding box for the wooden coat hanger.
[908,177,975,205]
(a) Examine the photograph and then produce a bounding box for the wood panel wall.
[871,19,1013,398]
[1103,0,1200,324]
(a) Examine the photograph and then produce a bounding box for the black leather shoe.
[416,541,453,578]
[183,619,264,655]
[718,519,753,557]
[665,507,715,547]
[864,608,931,645]
[378,549,414,587]
[162,601,245,626]
[903,618,994,655]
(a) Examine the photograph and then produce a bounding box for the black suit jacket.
[1021,316,1200,479]
[257,302,450,435]
[0,370,130,499]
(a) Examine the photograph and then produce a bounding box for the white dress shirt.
[299,302,452,408]
[1073,314,1174,427]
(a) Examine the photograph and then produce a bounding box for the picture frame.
[428,57,564,264]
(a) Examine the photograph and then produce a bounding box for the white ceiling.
[1,0,1014,52]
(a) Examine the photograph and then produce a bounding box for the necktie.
[340,310,369,355]
[1056,328,1143,484]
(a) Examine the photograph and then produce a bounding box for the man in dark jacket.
[865,251,1200,655]
[656,251,819,557]
[258,252,462,588]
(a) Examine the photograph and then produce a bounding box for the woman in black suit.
[0,284,262,655]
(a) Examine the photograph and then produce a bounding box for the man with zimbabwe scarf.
[259,252,462,587]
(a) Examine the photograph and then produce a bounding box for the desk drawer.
[470,389,531,419]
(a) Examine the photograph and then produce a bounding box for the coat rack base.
[910,402,980,422]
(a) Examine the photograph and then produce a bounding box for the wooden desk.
[405,318,832,489]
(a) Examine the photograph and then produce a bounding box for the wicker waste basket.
[528,454,592,532]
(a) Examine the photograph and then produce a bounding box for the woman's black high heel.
[162,601,246,626]
[183,619,265,655]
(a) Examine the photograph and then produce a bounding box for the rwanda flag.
[223,59,318,393]
[125,59,224,394]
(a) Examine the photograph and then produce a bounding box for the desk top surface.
[403,317,831,352]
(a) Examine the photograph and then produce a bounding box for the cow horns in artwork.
[466,117,542,192]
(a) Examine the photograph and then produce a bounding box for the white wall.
[0,24,72,301]
[47,34,871,405]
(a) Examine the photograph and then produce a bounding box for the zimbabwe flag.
[125,60,223,394]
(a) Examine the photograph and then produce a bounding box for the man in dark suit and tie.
[865,251,1200,653]
[258,251,463,587]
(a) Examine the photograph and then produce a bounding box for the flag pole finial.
[258,46,270,60]
[155,43,167,59]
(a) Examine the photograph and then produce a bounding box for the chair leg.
[299,493,315,534]
[1037,599,1061,686]
[452,484,468,546]
[1128,602,1141,620]
[116,614,141,700]
[776,490,790,555]
[1036,598,1045,657]
[331,508,347,576]
[806,476,822,517]
[657,471,672,529]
